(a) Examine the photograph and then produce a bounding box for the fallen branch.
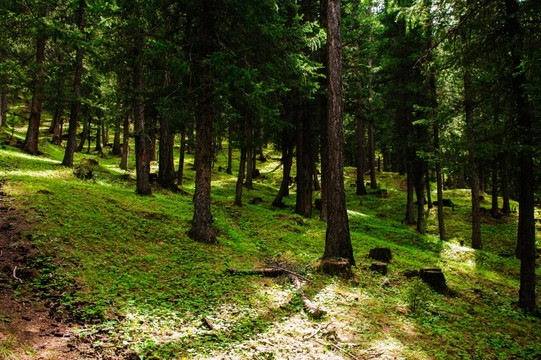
[304,322,332,340]
[314,339,360,360]
[202,317,216,331]
[12,266,23,283]
[227,267,323,318]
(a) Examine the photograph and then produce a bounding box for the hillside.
[0,127,540,360]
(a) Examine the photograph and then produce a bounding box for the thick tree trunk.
[295,104,313,218]
[322,0,354,266]
[504,0,538,315]
[464,70,482,250]
[319,0,328,222]
[120,115,130,170]
[23,35,47,155]
[188,0,217,244]
[177,128,186,186]
[158,71,176,188]
[62,1,85,167]
[133,33,151,195]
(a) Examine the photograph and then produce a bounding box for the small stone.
[382,278,391,287]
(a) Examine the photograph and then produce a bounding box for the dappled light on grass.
[347,209,369,218]
[0,148,60,164]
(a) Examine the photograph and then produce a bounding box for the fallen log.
[226,267,324,319]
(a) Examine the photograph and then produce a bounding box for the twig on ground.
[314,339,360,360]
[304,322,332,340]
[12,265,23,283]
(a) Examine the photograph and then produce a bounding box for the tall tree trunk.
[62,0,85,167]
[405,159,416,225]
[272,127,294,207]
[414,161,425,234]
[226,124,233,175]
[102,122,109,147]
[95,116,103,155]
[120,115,130,170]
[491,162,499,217]
[133,32,151,195]
[322,0,354,265]
[188,0,217,244]
[23,35,47,155]
[504,0,538,315]
[426,169,432,210]
[500,154,511,215]
[146,105,157,163]
[356,105,367,195]
[51,96,63,146]
[48,78,64,135]
[464,70,482,250]
[76,106,90,153]
[177,127,186,186]
[295,104,313,218]
[434,126,446,241]
[234,118,248,206]
[158,71,175,188]
[245,125,254,190]
[319,0,329,222]
[368,119,377,189]
[0,88,7,127]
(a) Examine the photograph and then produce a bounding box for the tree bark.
[245,125,254,190]
[234,118,248,206]
[132,32,151,195]
[23,35,47,155]
[504,0,538,315]
[426,169,432,210]
[434,125,446,241]
[368,118,377,189]
[490,162,499,217]
[188,0,217,244]
[0,88,7,127]
[62,0,85,167]
[158,71,176,188]
[500,154,511,215]
[356,105,367,196]
[120,115,130,170]
[464,70,482,250]
[76,106,90,153]
[322,0,354,266]
[226,124,233,175]
[295,104,313,218]
[319,0,329,222]
[404,159,416,225]
[272,127,294,207]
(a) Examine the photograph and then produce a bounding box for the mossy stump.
[317,258,353,278]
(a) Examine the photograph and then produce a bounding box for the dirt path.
[0,184,85,359]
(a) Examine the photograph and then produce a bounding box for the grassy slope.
[0,125,540,360]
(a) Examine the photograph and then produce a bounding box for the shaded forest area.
[1,0,540,358]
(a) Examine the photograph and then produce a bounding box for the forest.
[0,0,540,358]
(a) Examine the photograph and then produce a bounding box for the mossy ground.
[0,123,540,359]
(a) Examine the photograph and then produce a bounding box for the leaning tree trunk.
[62,0,85,167]
[504,0,538,316]
[464,70,482,250]
[132,32,151,195]
[188,0,217,244]
[23,35,47,155]
[322,0,354,266]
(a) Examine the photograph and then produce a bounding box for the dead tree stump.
[369,262,388,275]
[419,267,447,292]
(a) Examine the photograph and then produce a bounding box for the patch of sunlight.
[6,169,64,179]
[0,149,60,164]
[347,209,369,218]
[103,164,132,175]
[440,241,476,265]
[368,337,420,360]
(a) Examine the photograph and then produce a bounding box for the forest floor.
[1,125,540,359]
[0,180,83,359]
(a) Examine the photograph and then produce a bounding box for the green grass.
[1,124,540,359]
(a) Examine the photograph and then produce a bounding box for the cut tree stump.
[419,267,447,292]
[369,262,387,275]
[316,259,353,278]
[369,248,392,263]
